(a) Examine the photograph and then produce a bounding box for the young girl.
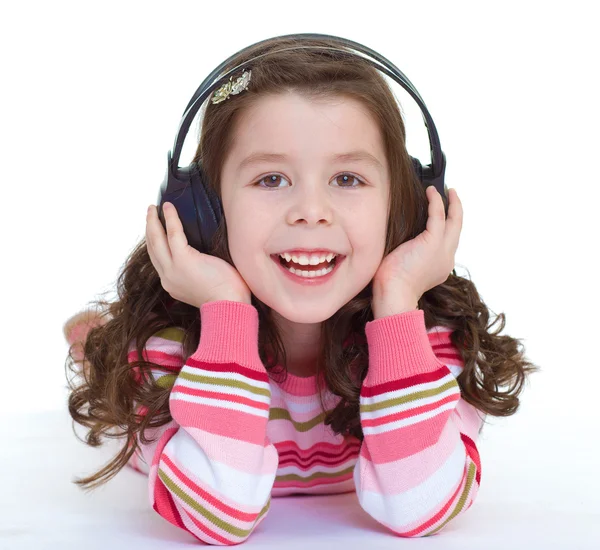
[63,35,538,544]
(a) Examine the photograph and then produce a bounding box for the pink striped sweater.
[66,299,485,544]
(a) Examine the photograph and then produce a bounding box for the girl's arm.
[126,300,278,545]
[354,309,485,537]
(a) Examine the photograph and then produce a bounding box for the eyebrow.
[237,150,385,173]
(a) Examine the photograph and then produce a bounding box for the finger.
[146,205,171,274]
[425,185,446,240]
[163,202,191,255]
[444,188,463,253]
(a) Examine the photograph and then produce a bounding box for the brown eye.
[333,173,363,187]
[256,174,289,188]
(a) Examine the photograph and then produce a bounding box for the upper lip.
[273,248,343,256]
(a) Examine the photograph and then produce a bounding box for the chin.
[273,308,333,324]
[256,293,344,324]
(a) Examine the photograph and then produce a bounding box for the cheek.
[353,215,387,250]
[227,226,252,260]
[226,220,268,269]
[226,199,277,249]
[350,222,387,271]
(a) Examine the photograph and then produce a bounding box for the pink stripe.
[360,412,450,463]
[170,399,268,446]
[358,417,460,492]
[177,425,278,476]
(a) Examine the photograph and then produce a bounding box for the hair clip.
[211,69,252,104]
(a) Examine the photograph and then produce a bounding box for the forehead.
[229,92,386,166]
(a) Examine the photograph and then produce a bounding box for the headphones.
[156,32,448,254]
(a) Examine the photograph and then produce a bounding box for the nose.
[285,180,333,226]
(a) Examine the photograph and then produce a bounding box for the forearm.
[371,286,419,319]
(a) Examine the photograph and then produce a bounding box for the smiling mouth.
[272,254,340,271]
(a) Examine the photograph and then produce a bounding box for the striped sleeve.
[126,300,279,545]
[354,308,485,537]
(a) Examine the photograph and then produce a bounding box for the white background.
[1,0,598,548]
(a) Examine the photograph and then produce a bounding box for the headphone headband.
[168,33,445,187]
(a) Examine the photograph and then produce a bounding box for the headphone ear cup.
[408,155,449,217]
[157,157,205,252]
[195,162,223,222]
[157,160,222,254]
[188,161,223,253]
[409,155,423,183]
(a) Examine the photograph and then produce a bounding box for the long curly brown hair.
[64,35,539,492]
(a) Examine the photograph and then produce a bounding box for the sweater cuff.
[363,309,445,386]
[190,300,265,372]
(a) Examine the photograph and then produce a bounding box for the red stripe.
[461,432,482,484]
[433,351,461,361]
[127,348,183,367]
[361,365,449,397]
[153,475,187,531]
[172,384,270,412]
[278,446,360,470]
[186,358,269,384]
[275,438,360,455]
[276,440,361,463]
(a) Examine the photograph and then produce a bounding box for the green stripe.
[178,369,271,398]
[276,465,354,483]
[268,407,327,432]
[153,326,185,343]
[360,379,458,414]
[425,461,477,536]
[157,467,271,538]
[155,373,178,389]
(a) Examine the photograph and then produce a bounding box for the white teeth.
[287,264,335,278]
[278,252,337,265]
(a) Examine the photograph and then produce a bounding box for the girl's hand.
[146,202,252,308]
[372,186,463,305]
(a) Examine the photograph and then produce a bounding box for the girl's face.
[220,91,390,324]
